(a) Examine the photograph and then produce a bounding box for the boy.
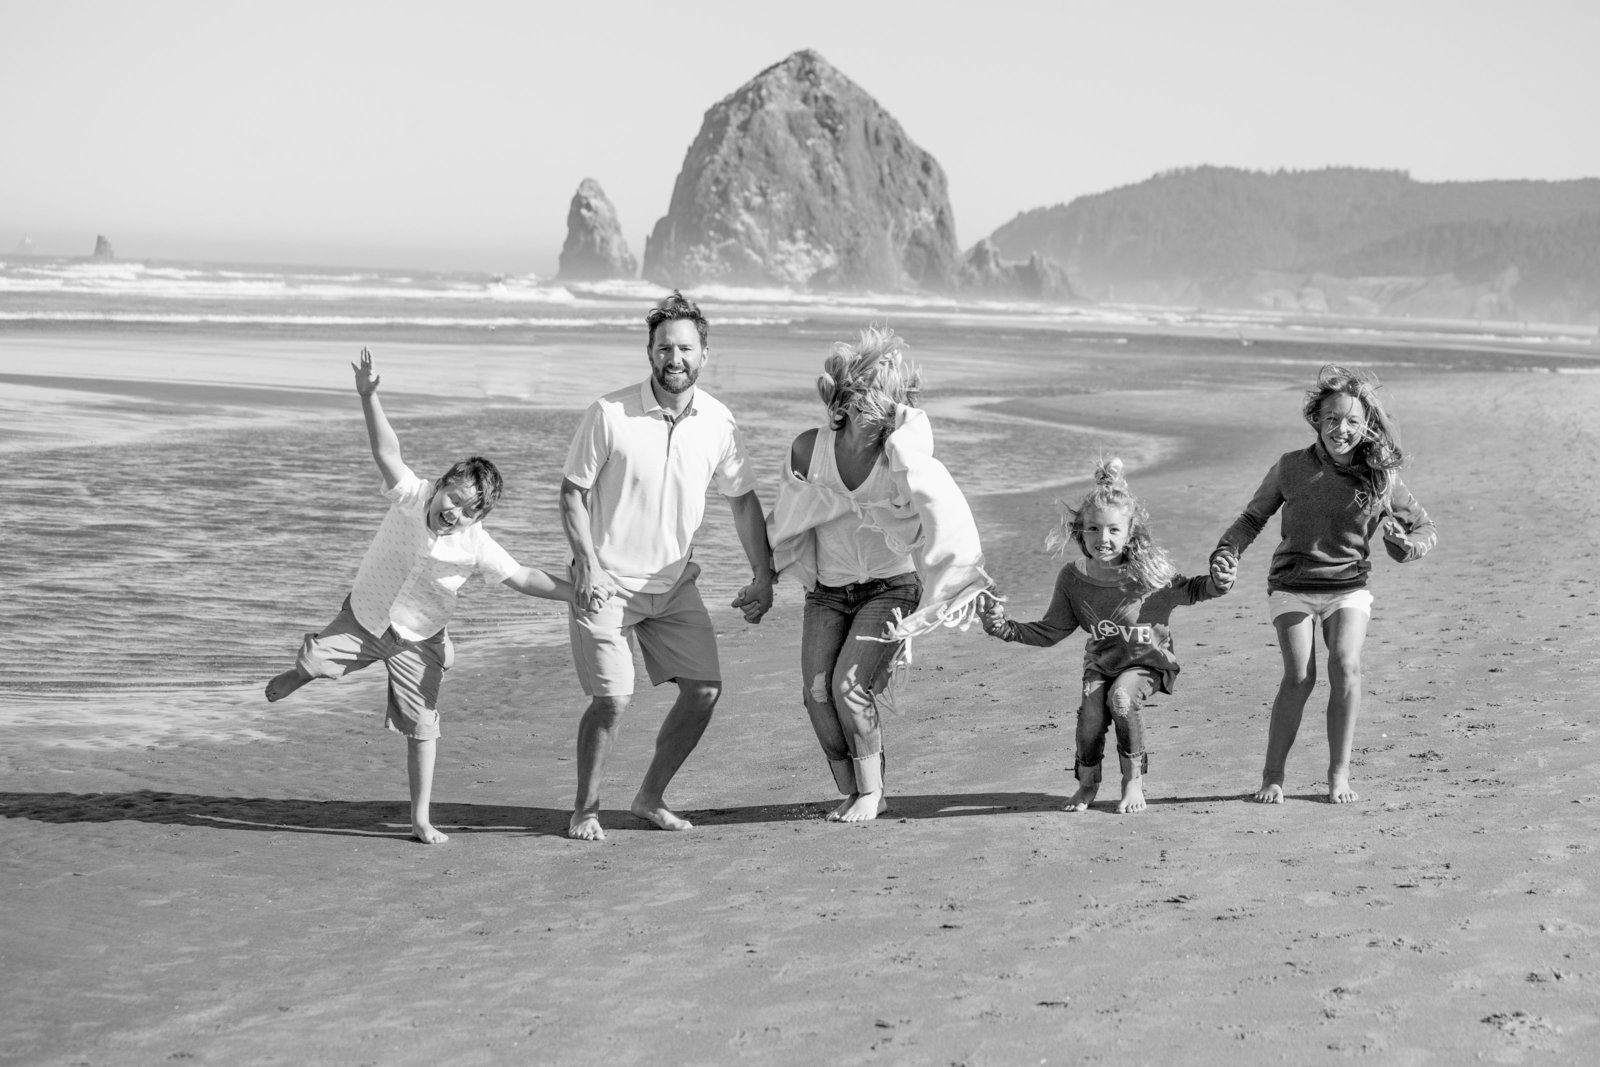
[265,348,575,844]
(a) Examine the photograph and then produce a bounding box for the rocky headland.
[557,178,637,281]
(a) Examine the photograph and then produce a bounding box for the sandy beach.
[4,367,1599,1065]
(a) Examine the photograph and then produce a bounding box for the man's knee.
[677,678,721,712]
[585,694,630,728]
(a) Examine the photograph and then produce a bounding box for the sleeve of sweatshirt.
[1214,458,1285,561]
[1383,476,1437,562]
[1000,566,1082,646]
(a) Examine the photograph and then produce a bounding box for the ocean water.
[3,256,1596,743]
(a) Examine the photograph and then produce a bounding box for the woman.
[769,327,989,822]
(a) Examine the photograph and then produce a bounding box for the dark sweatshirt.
[1216,442,1436,593]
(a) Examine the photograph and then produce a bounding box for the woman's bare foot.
[1327,772,1360,804]
[568,812,605,841]
[631,796,692,831]
[412,821,448,844]
[264,666,312,702]
[1066,784,1099,812]
[1253,779,1285,803]
[836,790,886,822]
[1116,778,1146,814]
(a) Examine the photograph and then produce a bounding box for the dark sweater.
[1216,442,1435,593]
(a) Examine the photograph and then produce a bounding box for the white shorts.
[1268,588,1374,623]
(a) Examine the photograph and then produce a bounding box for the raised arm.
[727,489,775,624]
[353,347,406,490]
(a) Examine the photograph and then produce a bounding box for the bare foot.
[1116,779,1146,814]
[826,794,858,821]
[264,666,312,702]
[1327,773,1360,804]
[568,812,605,841]
[837,791,886,823]
[1066,784,1099,812]
[412,821,449,844]
[1253,780,1285,804]
[631,797,692,831]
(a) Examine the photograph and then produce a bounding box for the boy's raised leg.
[265,664,313,702]
[407,737,448,844]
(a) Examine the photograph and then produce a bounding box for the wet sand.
[4,370,1599,1064]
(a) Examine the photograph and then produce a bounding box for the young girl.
[979,458,1235,813]
[1213,363,1435,805]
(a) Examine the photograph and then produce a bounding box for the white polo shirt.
[563,379,757,593]
[349,467,521,641]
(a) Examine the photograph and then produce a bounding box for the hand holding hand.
[1209,551,1237,592]
[731,576,774,624]
[571,557,618,615]
[976,589,1008,637]
[352,347,380,396]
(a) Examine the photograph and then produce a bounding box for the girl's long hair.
[1303,363,1405,499]
[1045,456,1175,592]
[816,325,922,444]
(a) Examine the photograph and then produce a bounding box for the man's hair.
[645,290,709,351]
[434,456,503,517]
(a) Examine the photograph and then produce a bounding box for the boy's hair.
[645,290,709,351]
[816,325,922,443]
[435,456,503,516]
[1045,456,1175,592]
[1302,363,1404,498]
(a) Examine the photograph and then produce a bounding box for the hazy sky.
[4,0,1597,274]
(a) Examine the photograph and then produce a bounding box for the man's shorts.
[568,562,720,697]
[296,596,453,740]
[1268,588,1374,623]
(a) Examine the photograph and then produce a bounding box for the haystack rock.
[557,178,637,281]
[92,235,114,258]
[959,239,1079,301]
[643,49,959,292]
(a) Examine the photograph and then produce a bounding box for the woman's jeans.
[800,572,921,759]
[1077,667,1160,782]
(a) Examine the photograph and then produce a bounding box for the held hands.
[352,347,380,396]
[731,573,774,624]
[976,589,1008,637]
[1208,551,1238,593]
[570,556,618,615]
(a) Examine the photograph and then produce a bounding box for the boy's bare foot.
[568,812,605,841]
[1066,784,1099,812]
[1253,780,1285,803]
[1327,773,1360,804]
[1116,779,1146,814]
[631,796,692,831]
[412,821,448,844]
[264,666,312,702]
[836,790,886,822]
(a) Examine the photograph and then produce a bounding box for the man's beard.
[654,363,698,394]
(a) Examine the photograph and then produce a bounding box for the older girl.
[1214,364,1435,804]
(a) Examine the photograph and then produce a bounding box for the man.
[559,290,774,841]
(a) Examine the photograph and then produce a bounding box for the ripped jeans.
[1076,667,1160,783]
[800,572,921,761]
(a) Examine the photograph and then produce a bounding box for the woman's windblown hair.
[1044,456,1175,592]
[816,325,922,444]
[1302,363,1405,499]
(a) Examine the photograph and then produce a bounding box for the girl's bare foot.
[568,812,605,840]
[1253,779,1285,803]
[1116,778,1146,814]
[1327,772,1359,804]
[264,666,312,702]
[826,794,858,821]
[412,821,448,844]
[836,791,886,822]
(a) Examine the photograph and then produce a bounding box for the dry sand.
[4,370,1599,1065]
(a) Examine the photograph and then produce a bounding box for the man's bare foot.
[1327,773,1360,804]
[568,812,605,841]
[837,790,886,822]
[264,666,312,702]
[631,797,692,831]
[1066,784,1099,812]
[412,821,448,844]
[1253,780,1285,803]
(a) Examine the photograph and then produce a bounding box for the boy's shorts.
[568,562,720,697]
[1268,588,1374,623]
[296,596,453,740]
